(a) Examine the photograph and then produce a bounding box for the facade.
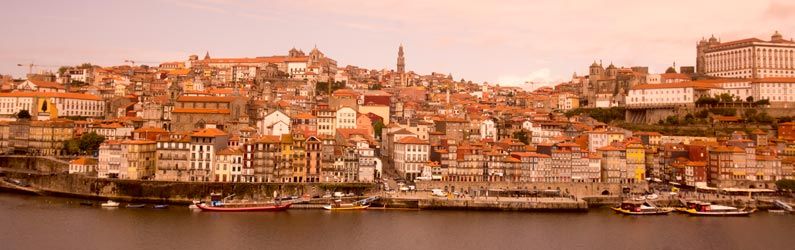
[0,92,104,119]
[697,31,795,78]
[188,128,229,182]
[393,136,430,180]
[120,140,157,180]
[155,134,191,181]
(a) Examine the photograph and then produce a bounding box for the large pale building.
[697,31,795,78]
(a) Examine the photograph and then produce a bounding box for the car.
[321,194,332,198]
[333,192,344,197]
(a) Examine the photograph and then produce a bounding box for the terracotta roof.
[751,77,795,83]
[191,128,227,137]
[133,126,168,133]
[121,140,156,145]
[397,136,428,144]
[0,91,102,101]
[172,108,230,114]
[70,157,97,165]
[29,80,65,89]
[216,147,243,155]
[176,96,237,102]
[631,81,716,90]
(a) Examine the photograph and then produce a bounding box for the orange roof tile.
[172,108,230,114]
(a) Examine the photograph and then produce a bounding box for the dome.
[590,61,600,67]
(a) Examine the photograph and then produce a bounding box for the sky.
[1,0,794,89]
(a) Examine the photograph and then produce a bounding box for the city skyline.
[1,0,794,89]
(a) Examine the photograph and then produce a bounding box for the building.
[215,147,243,182]
[120,140,157,180]
[98,140,123,178]
[188,128,229,182]
[393,136,429,180]
[155,134,191,181]
[697,31,795,78]
[69,157,98,175]
[0,92,104,119]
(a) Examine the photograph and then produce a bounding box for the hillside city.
[3,31,795,192]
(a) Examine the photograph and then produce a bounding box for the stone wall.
[8,173,376,204]
[0,156,69,173]
[415,181,647,197]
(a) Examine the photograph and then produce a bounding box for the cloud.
[763,1,795,20]
[496,68,561,90]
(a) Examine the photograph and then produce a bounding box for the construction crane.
[17,63,59,75]
[124,59,159,66]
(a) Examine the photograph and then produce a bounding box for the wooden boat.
[79,202,94,206]
[100,200,119,208]
[153,204,169,209]
[322,203,370,210]
[196,202,291,212]
[322,199,370,211]
[126,204,146,208]
[683,202,755,216]
[612,201,674,215]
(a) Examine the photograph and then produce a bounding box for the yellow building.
[121,140,157,180]
[625,143,646,182]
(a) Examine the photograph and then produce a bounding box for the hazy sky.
[1,0,793,88]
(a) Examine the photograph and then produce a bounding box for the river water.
[1,193,793,250]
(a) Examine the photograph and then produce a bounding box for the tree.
[372,120,385,139]
[79,132,106,155]
[754,99,770,106]
[745,96,754,103]
[16,110,31,119]
[64,139,81,155]
[512,130,530,145]
[696,96,718,107]
[64,132,106,155]
[776,179,795,191]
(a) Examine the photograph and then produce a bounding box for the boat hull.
[322,204,370,210]
[683,209,755,216]
[197,203,291,212]
[612,207,673,215]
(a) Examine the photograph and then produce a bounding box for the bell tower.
[397,44,406,86]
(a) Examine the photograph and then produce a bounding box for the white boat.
[683,202,755,216]
[101,200,120,208]
[188,200,202,209]
[645,194,658,200]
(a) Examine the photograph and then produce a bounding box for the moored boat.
[100,200,119,208]
[153,204,169,209]
[612,201,673,215]
[126,204,146,208]
[196,202,291,212]
[322,199,372,211]
[683,202,755,216]
[322,203,370,210]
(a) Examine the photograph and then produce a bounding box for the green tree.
[16,110,31,119]
[372,120,385,139]
[754,99,770,106]
[64,139,81,155]
[79,132,106,155]
[776,179,795,191]
[64,132,106,155]
[745,96,754,103]
[512,130,530,145]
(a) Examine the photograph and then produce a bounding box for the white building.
[335,106,357,130]
[393,136,429,181]
[698,31,795,78]
[751,77,795,106]
[0,92,104,118]
[215,147,243,182]
[259,110,291,136]
[97,141,122,178]
[479,118,497,141]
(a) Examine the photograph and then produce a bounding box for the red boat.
[196,202,292,212]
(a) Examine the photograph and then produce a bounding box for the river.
[1,193,793,250]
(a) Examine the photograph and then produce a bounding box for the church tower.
[397,44,406,86]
